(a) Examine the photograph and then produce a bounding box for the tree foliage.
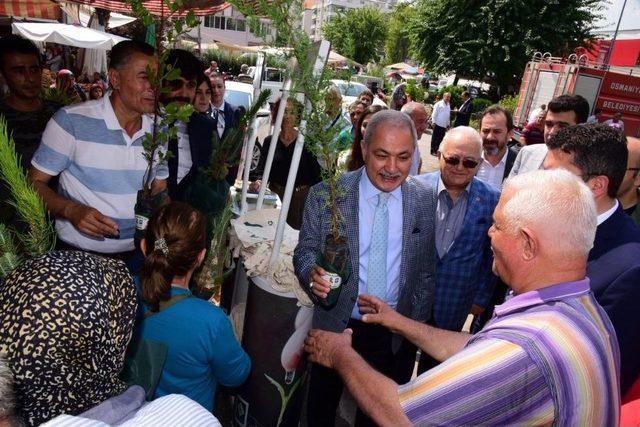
[410,0,602,91]
[323,7,388,65]
[384,3,418,64]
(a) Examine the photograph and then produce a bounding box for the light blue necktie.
[367,192,390,299]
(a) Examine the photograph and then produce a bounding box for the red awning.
[64,0,228,16]
[0,0,61,20]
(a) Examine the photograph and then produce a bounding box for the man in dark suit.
[163,50,241,200]
[475,105,518,190]
[453,91,472,127]
[416,127,499,372]
[294,110,437,426]
[543,123,640,396]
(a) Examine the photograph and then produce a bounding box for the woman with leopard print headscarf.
[0,251,137,426]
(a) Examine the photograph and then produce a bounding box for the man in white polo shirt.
[28,40,168,257]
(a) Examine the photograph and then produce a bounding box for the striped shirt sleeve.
[31,109,74,176]
[398,338,555,426]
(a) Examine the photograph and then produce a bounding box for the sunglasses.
[441,154,479,169]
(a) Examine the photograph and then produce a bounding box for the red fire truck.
[514,53,640,137]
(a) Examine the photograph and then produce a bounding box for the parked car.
[247,66,285,103]
[330,79,387,111]
[224,81,271,176]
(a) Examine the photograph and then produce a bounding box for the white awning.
[11,22,127,50]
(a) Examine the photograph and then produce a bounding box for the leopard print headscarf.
[0,251,137,426]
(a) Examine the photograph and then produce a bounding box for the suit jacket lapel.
[398,178,414,294]
[342,169,361,286]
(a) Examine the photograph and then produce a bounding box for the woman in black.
[249,97,321,229]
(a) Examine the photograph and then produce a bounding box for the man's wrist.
[331,343,358,371]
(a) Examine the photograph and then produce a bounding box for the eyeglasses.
[441,154,479,169]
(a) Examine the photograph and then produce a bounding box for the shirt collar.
[481,147,509,165]
[597,199,618,226]
[437,175,471,196]
[104,94,153,137]
[212,101,224,110]
[360,169,402,202]
[494,278,591,317]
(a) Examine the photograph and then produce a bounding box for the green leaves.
[410,0,602,91]
[323,7,388,65]
[0,119,56,265]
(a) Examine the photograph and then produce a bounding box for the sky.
[595,0,640,31]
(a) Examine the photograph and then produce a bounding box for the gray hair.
[502,169,597,257]
[439,126,482,158]
[363,110,417,147]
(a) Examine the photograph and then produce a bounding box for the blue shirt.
[352,171,403,319]
[134,283,251,412]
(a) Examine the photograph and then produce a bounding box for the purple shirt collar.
[494,278,591,317]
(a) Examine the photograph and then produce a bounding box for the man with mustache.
[294,110,437,426]
[475,105,519,190]
[28,41,167,258]
[162,49,198,201]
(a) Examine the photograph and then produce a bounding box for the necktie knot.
[377,192,390,208]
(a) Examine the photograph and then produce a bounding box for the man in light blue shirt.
[294,110,437,426]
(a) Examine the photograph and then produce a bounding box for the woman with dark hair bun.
[135,202,250,413]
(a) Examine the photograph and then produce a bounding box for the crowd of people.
[0,31,638,427]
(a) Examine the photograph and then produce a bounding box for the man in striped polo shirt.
[28,40,168,257]
[305,169,620,426]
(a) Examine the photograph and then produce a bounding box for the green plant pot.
[316,235,350,310]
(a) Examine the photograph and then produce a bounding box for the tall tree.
[410,0,602,91]
[323,7,388,65]
[384,3,418,64]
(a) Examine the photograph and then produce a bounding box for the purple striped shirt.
[398,279,620,426]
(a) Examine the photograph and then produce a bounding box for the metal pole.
[240,53,266,214]
[268,40,331,268]
[256,78,291,209]
[603,0,627,67]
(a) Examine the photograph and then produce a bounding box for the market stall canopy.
[12,22,128,49]
[63,0,227,16]
[327,50,362,67]
[0,0,60,20]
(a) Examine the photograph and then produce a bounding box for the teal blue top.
[134,280,251,412]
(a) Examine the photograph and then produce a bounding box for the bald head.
[439,126,482,158]
[401,102,429,138]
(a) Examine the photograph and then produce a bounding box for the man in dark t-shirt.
[0,35,62,221]
[0,35,62,168]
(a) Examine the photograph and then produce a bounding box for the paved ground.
[418,130,439,174]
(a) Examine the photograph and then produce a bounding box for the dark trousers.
[307,319,413,427]
[431,125,447,154]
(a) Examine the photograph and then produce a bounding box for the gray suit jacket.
[508,143,548,178]
[293,168,437,339]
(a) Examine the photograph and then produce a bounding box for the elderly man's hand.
[304,328,353,369]
[358,295,403,333]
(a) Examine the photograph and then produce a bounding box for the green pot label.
[323,273,342,290]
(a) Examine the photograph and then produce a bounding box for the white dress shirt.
[351,171,403,319]
[476,148,509,190]
[597,199,619,226]
[211,101,225,138]
[432,100,451,128]
[176,121,192,184]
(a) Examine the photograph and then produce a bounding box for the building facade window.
[203,15,247,31]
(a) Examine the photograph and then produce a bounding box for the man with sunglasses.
[415,126,499,374]
[542,124,640,396]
